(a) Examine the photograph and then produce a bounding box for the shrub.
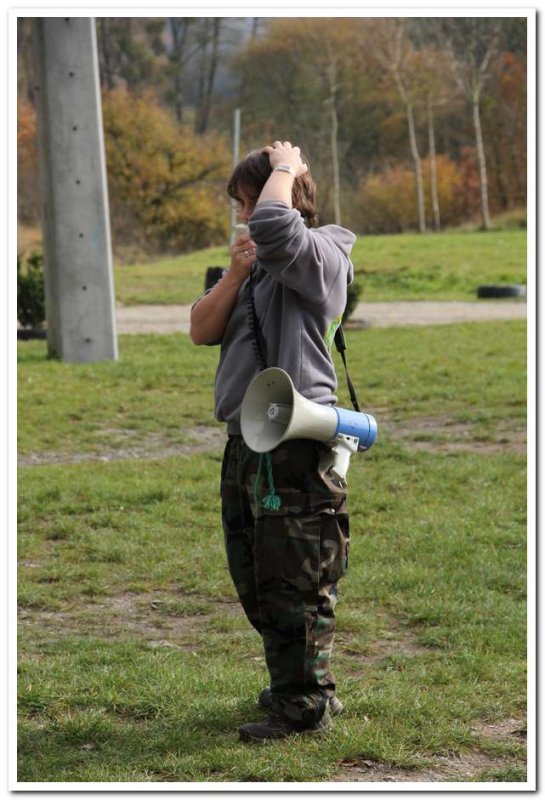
[102,88,231,255]
[17,251,45,329]
[343,279,362,323]
[355,156,471,234]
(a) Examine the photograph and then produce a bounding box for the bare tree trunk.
[405,100,426,233]
[427,98,440,231]
[169,18,192,124]
[173,71,183,123]
[97,19,115,90]
[202,18,221,133]
[195,18,221,134]
[433,18,500,230]
[390,22,425,233]
[325,58,341,226]
[17,19,36,103]
[512,141,524,205]
[330,100,341,226]
[195,20,208,131]
[171,18,184,123]
[472,96,492,230]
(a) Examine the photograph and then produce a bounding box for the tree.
[324,52,342,225]
[163,17,248,134]
[232,18,365,223]
[102,88,230,254]
[16,15,527,238]
[166,18,195,123]
[96,18,165,93]
[17,98,40,223]
[17,18,35,105]
[194,18,223,134]
[427,18,503,230]
[406,42,458,231]
[482,50,527,211]
[356,155,467,233]
[295,20,359,225]
[366,18,427,233]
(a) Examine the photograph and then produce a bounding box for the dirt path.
[115,300,526,335]
[18,412,526,467]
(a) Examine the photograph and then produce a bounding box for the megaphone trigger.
[329,434,359,486]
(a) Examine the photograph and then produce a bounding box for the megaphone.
[240,368,377,485]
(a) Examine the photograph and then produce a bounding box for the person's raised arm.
[249,141,356,303]
[189,234,255,346]
[257,141,308,206]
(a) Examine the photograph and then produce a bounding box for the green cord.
[253,453,264,509]
[253,451,282,511]
[263,451,282,510]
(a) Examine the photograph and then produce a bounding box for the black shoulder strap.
[334,325,361,413]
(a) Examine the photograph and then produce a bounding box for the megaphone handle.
[329,435,359,485]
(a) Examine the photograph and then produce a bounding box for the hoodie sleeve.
[248,201,356,305]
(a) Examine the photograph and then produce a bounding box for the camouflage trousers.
[221,435,350,726]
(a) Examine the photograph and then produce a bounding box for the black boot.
[239,709,331,743]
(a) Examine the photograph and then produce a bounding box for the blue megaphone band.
[334,407,378,451]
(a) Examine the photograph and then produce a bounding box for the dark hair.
[227,149,318,228]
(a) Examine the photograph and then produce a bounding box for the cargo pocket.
[282,514,322,599]
[254,478,350,592]
[319,507,350,584]
[254,491,321,599]
[280,505,350,597]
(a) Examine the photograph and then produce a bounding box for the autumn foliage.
[355,156,472,233]
[17,18,527,244]
[17,99,40,223]
[102,89,230,254]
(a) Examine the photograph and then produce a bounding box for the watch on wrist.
[273,164,297,177]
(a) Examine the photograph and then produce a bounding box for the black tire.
[477,284,526,299]
[17,328,47,340]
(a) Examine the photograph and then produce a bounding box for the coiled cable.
[246,265,268,371]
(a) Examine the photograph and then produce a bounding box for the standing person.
[190,141,357,742]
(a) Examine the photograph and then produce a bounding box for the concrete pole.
[32,17,118,362]
[229,107,241,246]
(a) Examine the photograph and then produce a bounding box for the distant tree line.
[17,16,527,254]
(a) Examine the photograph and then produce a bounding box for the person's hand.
[229,234,256,281]
[262,141,308,178]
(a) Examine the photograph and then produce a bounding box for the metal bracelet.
[273,164,296,177]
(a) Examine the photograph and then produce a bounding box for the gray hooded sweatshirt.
[212,200,356,435]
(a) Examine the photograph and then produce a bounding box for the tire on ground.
[477,285,526,299]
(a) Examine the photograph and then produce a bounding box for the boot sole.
[239,720,331,743]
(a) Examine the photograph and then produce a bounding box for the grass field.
[112,227,526,306]
[17,320,527,784]
[18,219,527,307]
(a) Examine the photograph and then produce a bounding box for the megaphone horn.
[240,368,377,463]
